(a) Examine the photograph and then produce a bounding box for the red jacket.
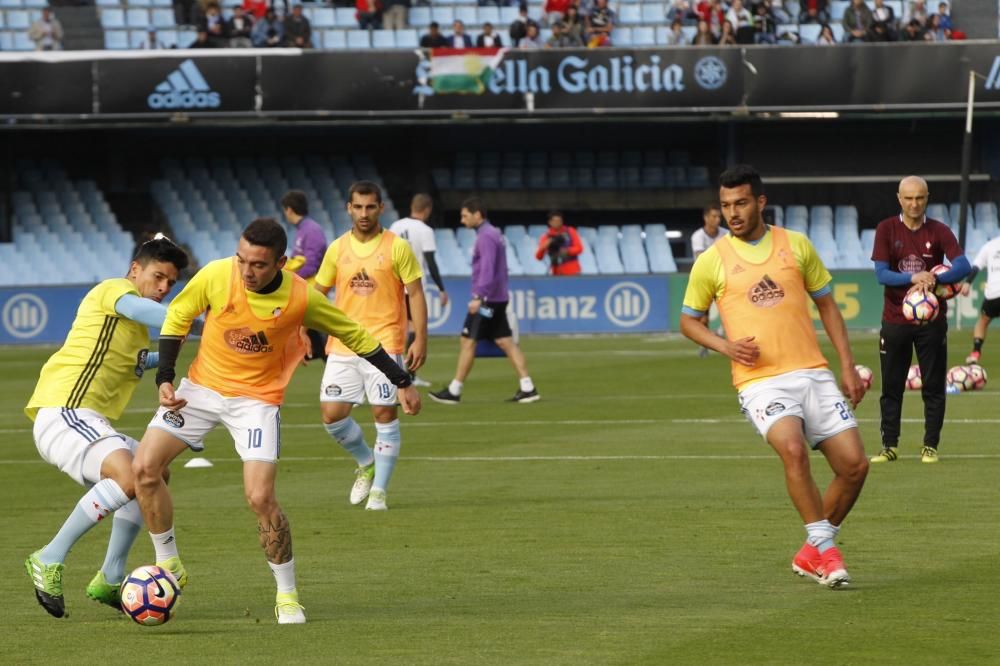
[242,0,267,19]
[535,226,583,275]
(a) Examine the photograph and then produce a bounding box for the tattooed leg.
[258,512,293,564]
[243,461,293,564]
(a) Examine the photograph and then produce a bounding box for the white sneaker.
[411,376,432,387]
[350,464,375,505]
[365,488,388,511]
[275,592,306,624]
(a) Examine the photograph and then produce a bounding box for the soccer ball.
[906,364,922,390]
[120,565,181,626]
[947,365,974,392]
[968,364,988,390]
[931,264,958,300]
[902,289,939,324]
[855,364,873,391]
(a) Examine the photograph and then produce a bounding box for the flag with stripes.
[430,48,506,95]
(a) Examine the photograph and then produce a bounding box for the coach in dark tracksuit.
[870,176,970,464]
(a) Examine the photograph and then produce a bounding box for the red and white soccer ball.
[902,289,939,324]
[968,364,988,390]
[905,364,922,390]
[120,565,181,626]
[947,365,975,392]
[855,364,873,391]
[931,264,958,300]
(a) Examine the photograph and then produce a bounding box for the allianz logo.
[2,293,48,339]
[509,282,650,327]
[148,59,221,110]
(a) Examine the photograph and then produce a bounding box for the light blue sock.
[373,420,401,492]
[101,499,143,584]
[805,519,837,554]
[40,478,130,564]
[325,417,374,467]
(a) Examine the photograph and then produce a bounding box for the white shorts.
[737,369,858,448]
[34,407,137,486]
[148,378,282,463]
[320,353,404,406]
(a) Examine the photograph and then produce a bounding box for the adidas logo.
[147,59,221,110]
[349,268,377,295]
[748,273,785,307]
[234,330,273,353]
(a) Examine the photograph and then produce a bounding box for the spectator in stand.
[799,0,829,24]
[725,0,754,41]
[476,22,504,47]
[753,1,777,43]
[242,0,267,19]
[382,0,407,31]
[936,1,951,30]
[666,0,693,24]
[696,0,725,37]
[283,4,312,47]
[420,22,449,47]
[546,20,582,46]
[509,3,539,46]
[663,17,686,44]
[449,20,474,47]
[563,5,585,43]
[189,30,211,47]
[871,0,897,39]
[28,7,63,51]
[843,0,873,42]
[903,0,927,26]
[544,0,571,25]
[816,22,837,43]
[174,0,196,26]
[140,28,166,48]
[692,18,715,44]
[252,7,283,46]
[356,0,382,30]
[585,0,616,47]
[900,17,924,40]
[769,0,791,25]
[535,212,583,276]
[923,12,948,40]
[717,19,737,44]
[198,2,230,47]
[519,22,544,47]
[227,5,254,47]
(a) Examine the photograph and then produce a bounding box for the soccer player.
[389,193,447,387]
[962,234,1000,365]
[691,203,728,357]
[316,182,427,511]
[24,238,191,618]
[131,218,421,625]
[680,165,869,589]
[430,198,539,404]
[869,176,970,464]
[282,189,329,361]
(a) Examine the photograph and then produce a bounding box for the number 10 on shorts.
[247,428,263,449]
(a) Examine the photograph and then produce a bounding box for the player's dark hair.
[281,190,308,216]
[547,210,564,221]
[702,203,721,215]
[348,180,383,204]
[719,164,765,197]
[242,217,287,259]
[411,193,433,214]
[133,237,190,271]
[461,197,487,217]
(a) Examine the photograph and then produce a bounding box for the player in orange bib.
[131,218,421,624]
[680,165,869,589]
[314,181,427,512]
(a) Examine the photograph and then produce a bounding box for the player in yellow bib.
[315,181,427,511]
[680,165,869,589]
[131,218,421,624]
[23,238,191,618]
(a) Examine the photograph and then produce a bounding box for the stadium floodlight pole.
[956,68,976,254]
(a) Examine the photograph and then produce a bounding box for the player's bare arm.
[813,292,864,407]
[404,277,428,372]
[680,312,759,366]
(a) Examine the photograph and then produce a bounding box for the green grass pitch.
[1,334,997,665]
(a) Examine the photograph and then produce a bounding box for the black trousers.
[879,318,947,448]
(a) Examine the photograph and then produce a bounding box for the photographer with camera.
[534,211,584,276]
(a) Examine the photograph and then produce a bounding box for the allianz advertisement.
[0,272,987,344]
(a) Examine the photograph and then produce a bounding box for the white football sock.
[520,376,535,392]
[448,380,463,396]
[150,527,179,562]
[268,558,297,594]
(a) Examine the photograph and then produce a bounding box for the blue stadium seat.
[126,8,149,27]
[612,26,632,45]
[618,3,641,24]
[104,29,129,49]
[334,7,357,26]
[477,167,500,189]
[798,23,821,43]
[0,31,12,51]
[7,9,29,28]
[549,167,571,189]
[372,29,395,47]
[501,167,524,189]
[455,5,477,24]
[594,238,625,274]
[687,166,709,188]
[12,29,32,50]
[430,6,454,24]
[408,6,431,26]
[323,29,346,48]
[829,0,849,20]
[0,0,25,7]
[504,224,528,245]
[477,6,499,24]
[526,167,547,190]
[642,2,665,22]
[506,242,525,277]
[574,150,596,167]
[347,29,370,48]
[641,166,665,189]
[453,167,476,189]
[431,168,451,190]
[313,7,335,27]
[498,6,518,23]
[620,239,649,273]
[396,29,419,48]
[151,8,173,27]
[632,25,655,45]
